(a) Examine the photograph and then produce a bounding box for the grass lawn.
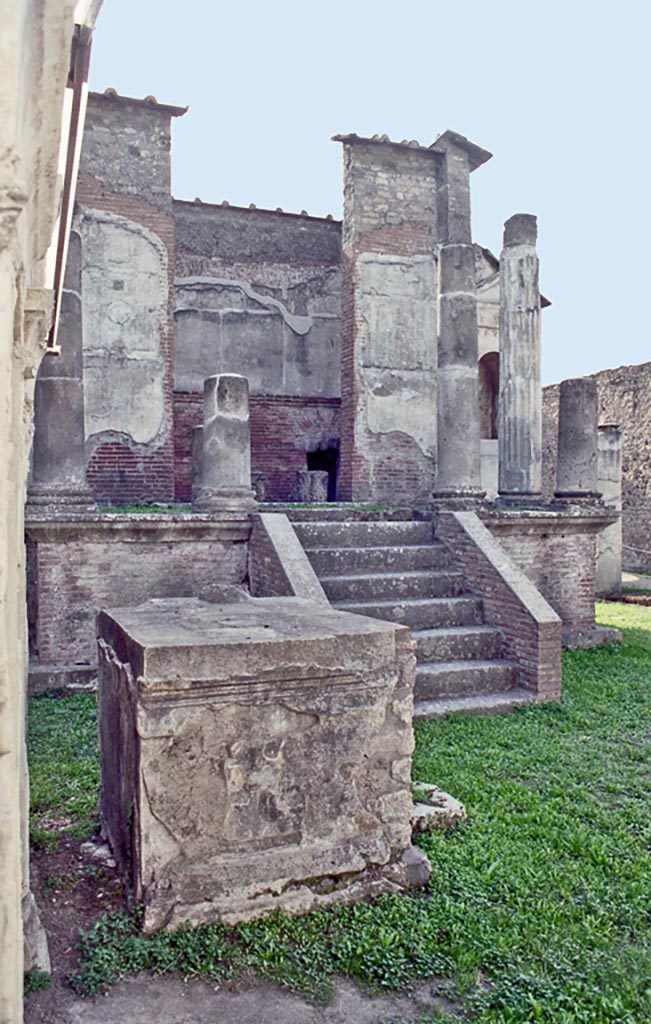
[28,602,651,1022]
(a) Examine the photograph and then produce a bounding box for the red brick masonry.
[437,509,562,699]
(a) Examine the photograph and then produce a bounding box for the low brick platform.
[26,511,250,691]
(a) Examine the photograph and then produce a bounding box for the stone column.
[27,231,93,509]
[193,374,257,513]
[555,377,599,499]
[596,425,623,595]
[433,243,484,503]
[497,214,542,502]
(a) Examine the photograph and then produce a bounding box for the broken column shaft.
[28,230,93,509]
[555,377,599,499]
[596,424,623,595]
[192,374,257,513]
[433,242,483,502]
[497,214,542,502]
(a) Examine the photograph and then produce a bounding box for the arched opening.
[479,351,499,439]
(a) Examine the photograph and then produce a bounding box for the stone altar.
[97,595,426,931]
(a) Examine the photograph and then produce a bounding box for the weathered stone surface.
[252,471,268,502]
[249,513,329,605]
[411,783,467,831]
[336,137,440,504]
[498,214,542,500]
[21,890,50,975]
[297,469,329,502]
[28,230,94,509]
[596,425,623,595]
[98,596,421,929]
[80,839,116,868]
[193,374,257,512]
[555,378,599,498]
[481,438,499,499]
[80,90,183,214]
[1,5,102,1019]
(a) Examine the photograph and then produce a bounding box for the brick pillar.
[335,135,440,505]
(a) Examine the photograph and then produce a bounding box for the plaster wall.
[80,209,168,445]
[0,2,87,1018]
[173,202,341,398]
[172,201,342,499]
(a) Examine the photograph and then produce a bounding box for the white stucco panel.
[357,254,437,458]
[80,208,167,444]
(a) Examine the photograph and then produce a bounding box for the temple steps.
[291,511,533,718]
[319,569,465,603]
[293,519,433,549]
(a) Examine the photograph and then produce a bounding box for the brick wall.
[248,513,328,603]
[26,514,250,683]
[77,92,183,504]
[481,510,609,644]
[437,510,562,699]
[338,139,440,503]
[543,362,651,572]
[174,392,341,503]
[76,173,176,503]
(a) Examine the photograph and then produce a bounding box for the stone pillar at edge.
[555,377,600,499]
[27,230,94,510]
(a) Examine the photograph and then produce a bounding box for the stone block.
[297,469,329,502]
[411,783,467,831]
[98,595,424,930]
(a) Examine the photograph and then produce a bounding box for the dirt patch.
[26,973,456,1024]
[25,838,458,1023]
[26,836,126,1023]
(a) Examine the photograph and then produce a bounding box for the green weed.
[28,691,99,845]
[24,969,52,995]
[30,604,651,1021]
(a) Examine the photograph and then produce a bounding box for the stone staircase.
[288,508,535,718]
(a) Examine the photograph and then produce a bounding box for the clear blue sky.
[89,0,650,385]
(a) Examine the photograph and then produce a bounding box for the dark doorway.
[307,447,339,501]
[479,351,500,439]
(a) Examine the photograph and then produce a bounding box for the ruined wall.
[76,92,185,504]
[543,362,651,571]
[173,201,341,501]
[175,391,340,502]
[338,139,440,504]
